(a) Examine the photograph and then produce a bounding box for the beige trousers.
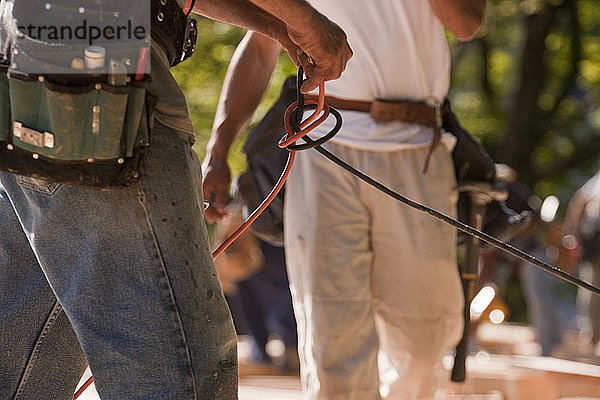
[284,142,464,400]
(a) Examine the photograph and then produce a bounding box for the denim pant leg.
[0,185,88,400]
[521,260,564,356]
[0,123,237,399]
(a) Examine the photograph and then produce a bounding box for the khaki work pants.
[284,141,464,400]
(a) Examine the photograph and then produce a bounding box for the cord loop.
[278,67,342,151]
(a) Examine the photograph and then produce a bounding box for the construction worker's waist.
[304,95,442,128]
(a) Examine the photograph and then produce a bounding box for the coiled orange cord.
[212,83,327,258]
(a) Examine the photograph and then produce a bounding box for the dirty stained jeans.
[0,122,238,399]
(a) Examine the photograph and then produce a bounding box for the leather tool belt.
[0,0,197,188]
[0,64,156,188]
[305,95,442,127]
[305,95,443,171]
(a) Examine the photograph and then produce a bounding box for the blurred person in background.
[565,172,600,357]
[213,205,299,375]
[520,195,580,357]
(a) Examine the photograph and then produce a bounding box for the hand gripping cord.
[74,67,600,400]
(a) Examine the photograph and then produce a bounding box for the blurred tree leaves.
[449,0,600,209]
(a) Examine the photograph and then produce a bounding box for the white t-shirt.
[307,0,453,151]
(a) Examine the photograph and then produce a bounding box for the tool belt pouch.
[0,66,155,188]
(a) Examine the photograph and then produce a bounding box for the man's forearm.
[245,0,316,33]
[428,0,486,41]
[193,0,286,42]
[202,31,282,222]
[192,0,317,45]
[207,32,281,160]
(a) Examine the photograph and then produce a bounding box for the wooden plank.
[508,355,600,377]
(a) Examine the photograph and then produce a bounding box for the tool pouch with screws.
[0,65,156,187]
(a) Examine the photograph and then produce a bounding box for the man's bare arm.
[428,0,486,41]
[192,1,290,55]
[193,0,352,92]
[202,32,281,222]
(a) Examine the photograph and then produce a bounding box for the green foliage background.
[449,0,600,204]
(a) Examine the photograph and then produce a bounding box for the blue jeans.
[0,122,238,399]
[521,247,576,357]
[237,241,297,356]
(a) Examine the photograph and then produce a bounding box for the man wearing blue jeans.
[0,0,351,398]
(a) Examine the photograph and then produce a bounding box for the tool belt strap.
[305,95,442,172]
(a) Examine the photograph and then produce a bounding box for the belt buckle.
[13,121,55,149]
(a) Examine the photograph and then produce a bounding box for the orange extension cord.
[73,83,329,400]
[212,84,328,258]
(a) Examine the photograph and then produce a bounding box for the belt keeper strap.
[370,99,439,126]
[421,98,442,174]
